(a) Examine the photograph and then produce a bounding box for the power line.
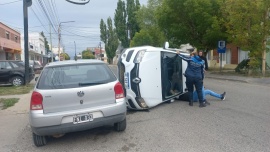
[0,0,22,5]
[37,0,57,33]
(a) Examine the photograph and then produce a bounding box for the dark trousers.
[186,76,203,103]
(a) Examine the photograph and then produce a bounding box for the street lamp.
[58,21,75,61]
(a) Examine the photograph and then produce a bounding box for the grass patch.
[0,84,34,96]
[0,98,19,109]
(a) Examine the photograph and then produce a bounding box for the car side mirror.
[35,77,39,81]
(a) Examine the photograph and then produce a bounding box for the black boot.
[189,100,193,106]
[199,102,207,108]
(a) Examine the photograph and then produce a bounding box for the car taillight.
[114,82,124,99]
[30,91,43,110]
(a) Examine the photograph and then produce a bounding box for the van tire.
[114,118,126,132]
[33,133,47,147]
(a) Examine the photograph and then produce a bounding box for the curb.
[205,76,249,83]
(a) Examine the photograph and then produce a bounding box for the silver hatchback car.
[29,60,126,147]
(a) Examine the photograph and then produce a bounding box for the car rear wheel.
[114,118,126,132]
[11,76,24,86]
[32,133,47,147]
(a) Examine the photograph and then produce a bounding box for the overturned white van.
[118,45,189,110]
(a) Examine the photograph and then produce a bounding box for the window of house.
[6,31,10,39]
[15,36,18,42]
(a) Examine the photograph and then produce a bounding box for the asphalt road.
[0,66,269,152]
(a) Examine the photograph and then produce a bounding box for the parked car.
[0,60,35,86]
[29,59,126,147]
[118,45,189,110]
[29,60,43,72]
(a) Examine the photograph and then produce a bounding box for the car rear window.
[36,63,117,89]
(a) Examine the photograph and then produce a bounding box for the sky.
[0,0,148,57]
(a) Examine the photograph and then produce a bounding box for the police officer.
[177,50,207,107]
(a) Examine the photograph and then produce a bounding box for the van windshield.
[37,63,116,89]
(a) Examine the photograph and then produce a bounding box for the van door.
[161,52,183,100]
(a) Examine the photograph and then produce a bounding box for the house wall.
[0,22,21,60]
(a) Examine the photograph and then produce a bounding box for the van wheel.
[114,118,126,132]
[33,133,47,147]
[11,76,24,86]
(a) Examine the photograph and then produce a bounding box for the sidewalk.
[205,72,270,87]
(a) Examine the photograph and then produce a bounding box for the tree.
[127,0,141,39]
[130,29,153,46]
[114,0,141,48]
[223,0,270,75]
[100,17,119,63]
[131,0,166,47]
[63,53,70,60]
[156,0,227,50]
[82,50,95,59]
[40,31,50,53]
[114,0,128,48]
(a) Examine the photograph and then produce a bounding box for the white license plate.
[124,72,130,89]
[73,113,93,124]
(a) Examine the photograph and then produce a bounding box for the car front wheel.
[11,76,24,86]
[114,118,126,132]
[32,133,47,147]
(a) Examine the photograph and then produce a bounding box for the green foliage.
[0,98,19,109]
[62,53,70,60]
[41,31,50,53]
[100,19,107,44]
[224,0,270,72]
[114,0,128,48]
[127,0,141,39]
[130,30,153,47]
[100,17,119,63]
[131,0,166,47]
[0,84,34,95]
[82,50,95,59]
[156,0,227,50]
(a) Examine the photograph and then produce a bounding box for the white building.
[52,46,63,56]
[21,32,46,64]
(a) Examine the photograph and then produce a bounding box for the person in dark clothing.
[198,50,208,71]
[177,50,207,107]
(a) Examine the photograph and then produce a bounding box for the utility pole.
[58,21,75,61]
[99,42,101,60]
[50,24,53,62]
[58,24,61,61]
[23,0,32,85]
[74,41,77,61]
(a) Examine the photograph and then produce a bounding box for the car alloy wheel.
[11,76,24,86]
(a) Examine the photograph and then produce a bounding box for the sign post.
[217,41,226,72]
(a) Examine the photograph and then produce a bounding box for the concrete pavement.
[0,68,269,101]
[205,72,270,87]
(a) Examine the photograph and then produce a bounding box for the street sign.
[217,40,226,53]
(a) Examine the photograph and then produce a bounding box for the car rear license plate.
[73,113,93,124]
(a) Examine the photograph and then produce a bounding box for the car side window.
[5,62,12,69]
[0,62,4,69]
[10,62,19,68]
[0,62,12,69]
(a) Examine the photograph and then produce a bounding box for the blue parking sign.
[218,41,226,53]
